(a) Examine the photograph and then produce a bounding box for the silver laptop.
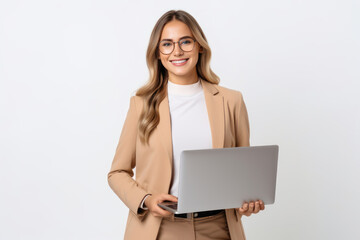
[158,145,279,214]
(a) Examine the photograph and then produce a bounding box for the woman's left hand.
[237,200,265,217]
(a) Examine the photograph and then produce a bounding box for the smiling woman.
[107,9,264,240]
[157,21,201,84]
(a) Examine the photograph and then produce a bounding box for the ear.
[199,46,204,53]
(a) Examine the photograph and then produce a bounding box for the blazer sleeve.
[107,96,149,219]
[235,92,250,147]
[233,92,250,221]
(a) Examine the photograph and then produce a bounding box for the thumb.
[161,194,178,202]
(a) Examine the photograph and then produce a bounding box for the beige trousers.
[156,211,231,240]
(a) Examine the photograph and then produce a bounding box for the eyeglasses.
[158,37,197,55]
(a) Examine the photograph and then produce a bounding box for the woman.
[107,10,265,240]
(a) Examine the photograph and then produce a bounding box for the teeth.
[172,59,187,64]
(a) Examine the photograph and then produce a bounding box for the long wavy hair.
[136,10,220,145]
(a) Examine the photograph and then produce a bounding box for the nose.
[173,42,183,56]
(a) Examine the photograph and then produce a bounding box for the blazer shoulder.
[214,84,245,104]
[128,95,144,117]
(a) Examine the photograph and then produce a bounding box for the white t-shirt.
[167,79,213,197]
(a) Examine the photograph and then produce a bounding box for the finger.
[238,202,249,214]
[159,194,178,203]
[150,206,161,217]
[153,204,172,216]
[240,202,251,216]
[248,202,255,213]
[260,200,265,210]
[238,207,246,214]
[242,202,249,211]
[243,202,252,216]
[253,201,260,213]
[156,207,173,217]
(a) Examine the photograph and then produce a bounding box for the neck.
[168,69,199,85]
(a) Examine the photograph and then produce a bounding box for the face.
[158,20,202,83]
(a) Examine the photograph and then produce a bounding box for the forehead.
[160,20,194,40]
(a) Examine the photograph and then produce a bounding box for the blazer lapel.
[158,94,173,167]
[201,79,225,149]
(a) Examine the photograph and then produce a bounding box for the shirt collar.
[167,78,203,97]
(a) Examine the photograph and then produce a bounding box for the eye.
[180,38,193,45]
[161,41,172,47]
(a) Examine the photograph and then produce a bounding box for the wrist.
[144,194,152,208]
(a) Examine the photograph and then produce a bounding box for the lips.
[170,58,189,66]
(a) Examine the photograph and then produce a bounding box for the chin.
[169,67,196,77]
[171,71,192,78]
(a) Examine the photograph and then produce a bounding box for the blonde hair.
[136,10,220,144]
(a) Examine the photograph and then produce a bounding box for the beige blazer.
[108,79,250,240]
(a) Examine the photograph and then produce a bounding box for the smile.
[170,58,189,66]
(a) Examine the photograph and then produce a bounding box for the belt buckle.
[187,212,200,219]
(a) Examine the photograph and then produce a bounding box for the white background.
[1,0,359,239]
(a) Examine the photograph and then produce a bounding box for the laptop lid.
[172,145,279,214]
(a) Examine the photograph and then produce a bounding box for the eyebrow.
[160,36,193,41]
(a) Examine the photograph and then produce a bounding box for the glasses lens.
[179,38,195,52]
[159,41,173,54]
[158,38,195,54]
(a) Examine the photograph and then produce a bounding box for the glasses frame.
[158,37,197,55]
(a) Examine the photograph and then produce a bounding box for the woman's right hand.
[144,193,178,217]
